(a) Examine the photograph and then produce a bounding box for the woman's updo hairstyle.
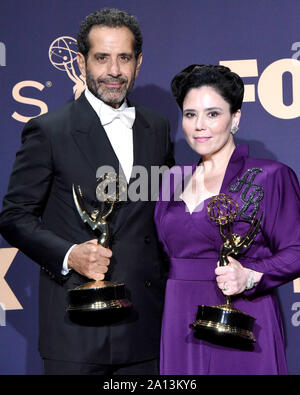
[171,64,244,114]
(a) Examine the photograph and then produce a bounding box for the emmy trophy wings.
[72,184,100,231]
[239,211,263,248]
[72,173,127,235]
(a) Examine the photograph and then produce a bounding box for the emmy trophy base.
[67,280,132,313]
[190,304,256,349]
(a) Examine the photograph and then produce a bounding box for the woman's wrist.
[244,269,263,290]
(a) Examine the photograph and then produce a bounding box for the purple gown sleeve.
[242,164,300,295]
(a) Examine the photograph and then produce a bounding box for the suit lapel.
[220,145,249,194]
[112,106,155,236]
[71,94,120,176]
[131,107,152,169]
[127,105,158,190]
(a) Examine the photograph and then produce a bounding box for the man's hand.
[68,239,112,280]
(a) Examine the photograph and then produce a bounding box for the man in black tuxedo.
[0,8,173,375]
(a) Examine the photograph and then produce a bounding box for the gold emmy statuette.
[190,193,263,348]
[67,172,132,313]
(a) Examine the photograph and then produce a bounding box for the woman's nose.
[195,114,205,130]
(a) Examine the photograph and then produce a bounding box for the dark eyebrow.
[93,52,134,57]
[183,107,223,113]
[183,108,196,113]
[94,52,109,57]
[119,53,134,58]
[205,107,222,111]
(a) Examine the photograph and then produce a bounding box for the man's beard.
[86,71,135,107]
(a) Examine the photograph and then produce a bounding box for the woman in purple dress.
[155,65,300,374]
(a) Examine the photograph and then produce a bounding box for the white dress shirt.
[85,88,134,183]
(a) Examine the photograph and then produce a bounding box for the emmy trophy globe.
[190,193,263,348]
[67,172,132,314]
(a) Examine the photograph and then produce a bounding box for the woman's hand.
[215,256,263,295]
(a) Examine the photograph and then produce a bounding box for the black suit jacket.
[0,94,174,364]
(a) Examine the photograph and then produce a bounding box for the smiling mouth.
[99,78,127,88]
[194,136,211,142]
[104,82,123,87]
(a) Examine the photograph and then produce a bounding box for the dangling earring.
[231,125,239,135]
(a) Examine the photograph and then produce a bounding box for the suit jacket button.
[144,236,150,244]
[145,280,152,288]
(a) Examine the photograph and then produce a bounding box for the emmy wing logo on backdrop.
[48,36,86,99]
[12,36,85,123]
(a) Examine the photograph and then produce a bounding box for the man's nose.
[108,58,121,77]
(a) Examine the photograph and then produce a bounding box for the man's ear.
[77,52,87,78]
[135,53,143,78]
